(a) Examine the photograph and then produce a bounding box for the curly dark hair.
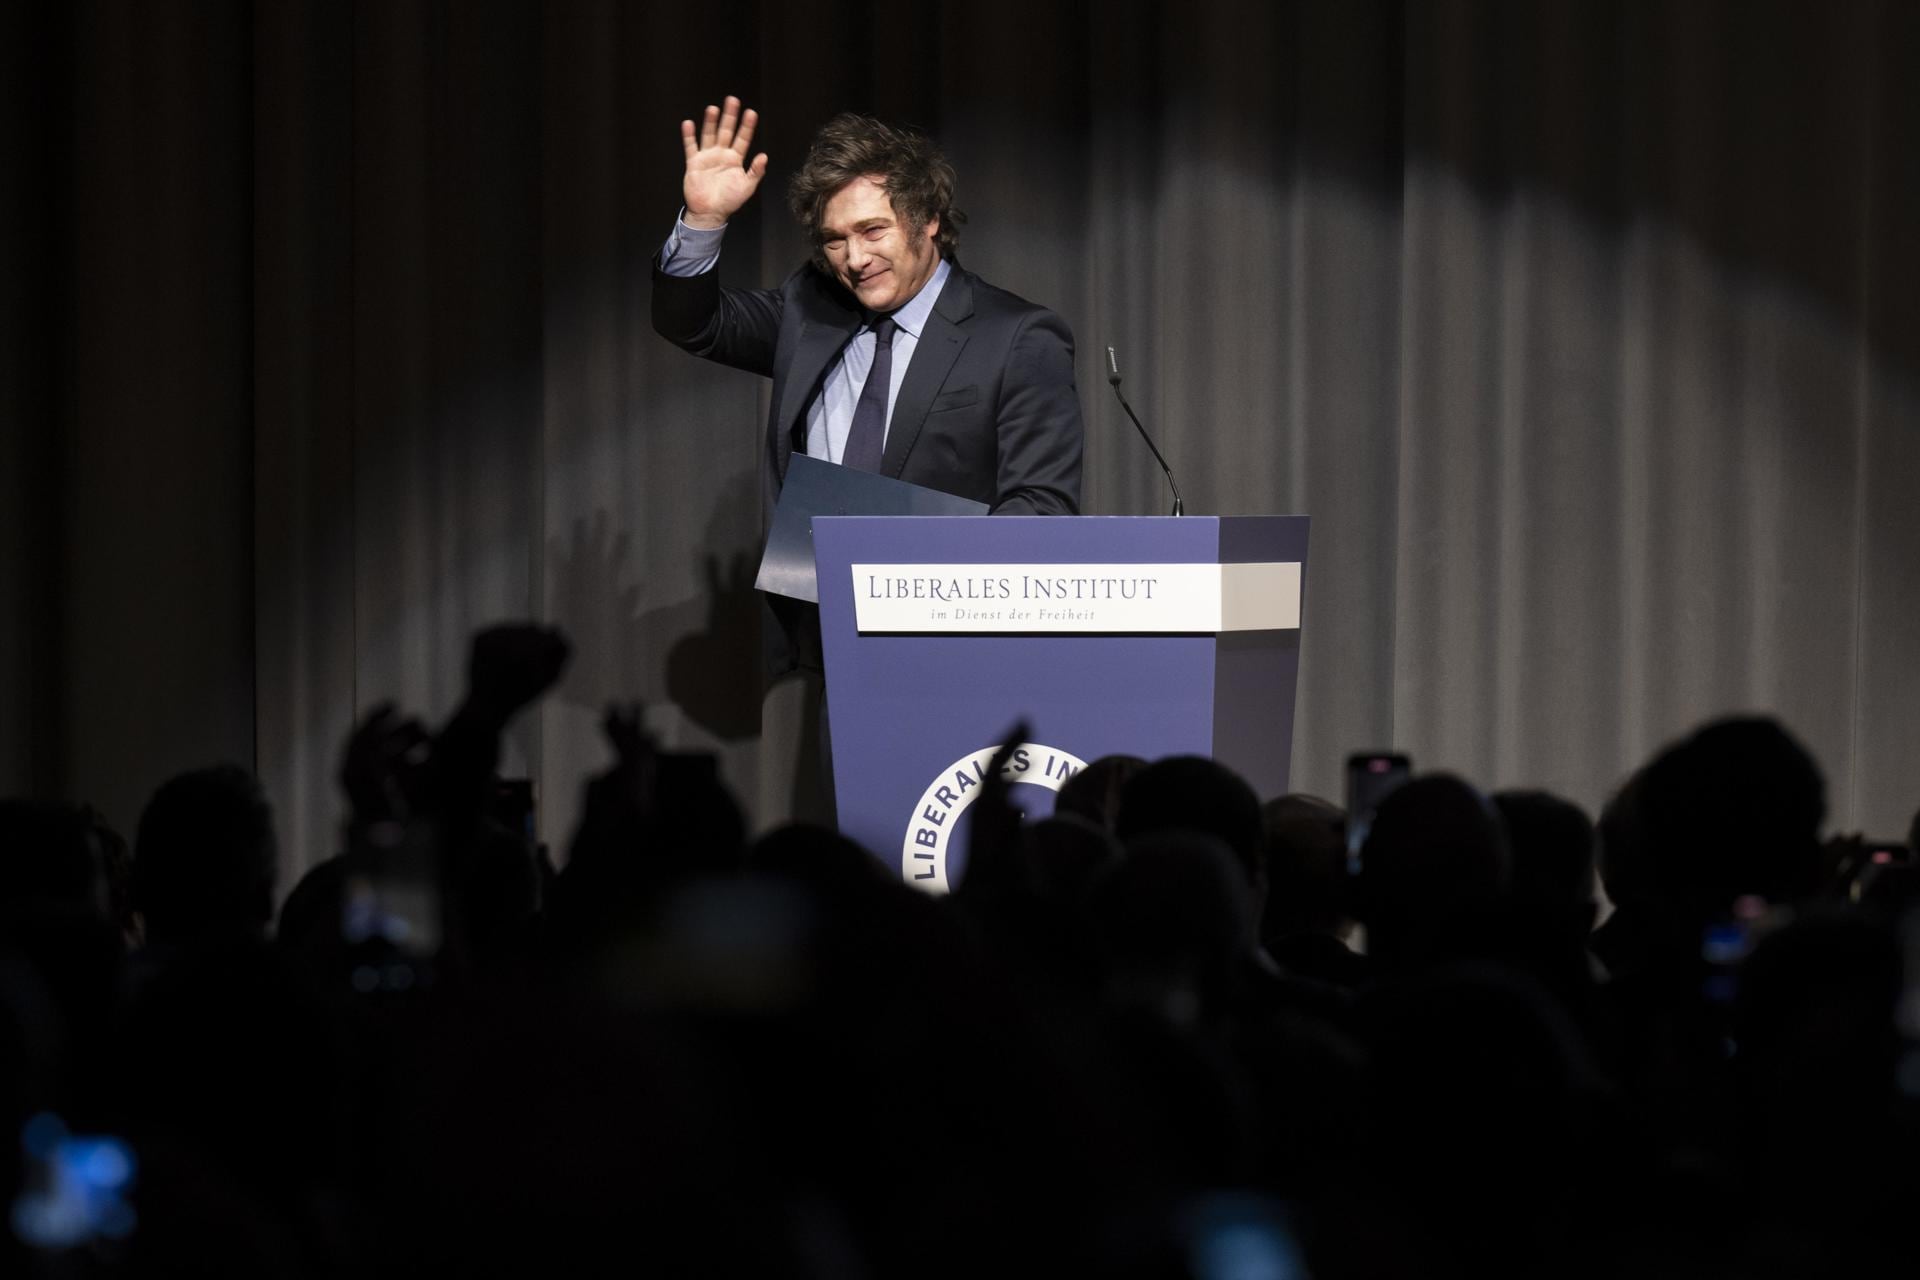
[787,113,965,265]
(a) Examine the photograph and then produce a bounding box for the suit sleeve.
[990,308,1085,516]
[650,258,785,378]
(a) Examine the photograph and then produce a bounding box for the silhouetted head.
[1093,831,1254,1021]
[1024,812,1122,906]
[750,823,890,900]
[133,766,277,946]
[88,808,137,943]
[1053,754,1147,833]
[1636,716,1826,915]
[1493,789,1596,910]
[648,751,750,875]
[554,752,749,952]
[1258,793,1349,941]
[1358,774,1509,969]
[0,801,112,918]
[1115,756,1264,890]
[1595,768,1650,913]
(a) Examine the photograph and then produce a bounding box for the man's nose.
[844,240,870,273]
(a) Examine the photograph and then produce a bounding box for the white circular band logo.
[902,742,1088,893]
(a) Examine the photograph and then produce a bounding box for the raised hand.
[959,721,1033,901]
[681,95,768,229]
[465,623,572,725]
[339,701,431,827]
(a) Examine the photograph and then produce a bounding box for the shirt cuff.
[660,211,726,277]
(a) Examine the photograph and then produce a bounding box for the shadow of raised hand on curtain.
[663,547,762,741]
[546,484,762,742]
[659,472,765,742]
[547,508,649,714]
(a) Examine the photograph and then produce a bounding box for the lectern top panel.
[756,455,988,603]
[817,513,1309,568]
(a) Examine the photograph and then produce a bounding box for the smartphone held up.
[1344,751,1412,872]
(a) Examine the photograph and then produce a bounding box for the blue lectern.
[812,515,1310,891]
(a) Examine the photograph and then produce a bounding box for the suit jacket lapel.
[773,314,859,479]
[881,267,974,479]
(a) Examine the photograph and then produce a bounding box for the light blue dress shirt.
[661,216,952,465]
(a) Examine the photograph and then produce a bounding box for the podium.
[812,515,1309,891]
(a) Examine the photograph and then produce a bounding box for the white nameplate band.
[849,562,1301,633]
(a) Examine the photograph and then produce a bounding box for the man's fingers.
[748,153,768,182]
[688,97,759,156]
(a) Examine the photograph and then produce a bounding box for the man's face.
[818,175,941,313]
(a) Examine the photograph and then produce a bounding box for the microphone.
[1105,347,1184,516]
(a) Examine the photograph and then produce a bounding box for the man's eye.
[822,239,846,252]
[864,227,887,240]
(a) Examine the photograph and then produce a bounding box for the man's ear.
[923,215,940,249]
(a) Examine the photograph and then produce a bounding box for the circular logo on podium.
[902,742,1088,893]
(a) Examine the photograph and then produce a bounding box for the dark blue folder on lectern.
[812,515,1310,891]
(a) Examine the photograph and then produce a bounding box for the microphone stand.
[1105,346,1184,516]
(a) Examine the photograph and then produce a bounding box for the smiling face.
[817,175,942,313]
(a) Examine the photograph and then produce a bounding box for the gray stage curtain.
[7,0,1917,889]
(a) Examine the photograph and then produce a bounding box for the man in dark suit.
[656,100,1082,821]
[652,97,1085,677]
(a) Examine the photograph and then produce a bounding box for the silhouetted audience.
[1054,752,1147,831]
[1494,788,1597,917]
[3,634,1916,1279]
[1355,773,1509,974]
[0,801,114,919]
[1116,755,1267,908]
[131,765,277,950]
[1258,794,1367,987]
[1492,788,1604,1023]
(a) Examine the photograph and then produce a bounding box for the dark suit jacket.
[652,256,1085,674]
[652,257,1084,519]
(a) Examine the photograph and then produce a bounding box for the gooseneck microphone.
[1105,346,1184,516]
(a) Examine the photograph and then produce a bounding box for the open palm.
[681,95,768,227]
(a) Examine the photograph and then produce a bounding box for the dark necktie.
[840,315,896,472]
